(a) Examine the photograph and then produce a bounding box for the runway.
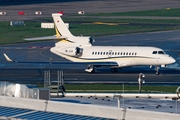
[0,68,180,85]
[0,30,180,85]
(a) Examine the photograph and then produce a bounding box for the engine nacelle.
[89,36,95,44]
[68,36,95,46]
[60,47,83,57]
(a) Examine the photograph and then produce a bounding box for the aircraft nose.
[170,57,176,64]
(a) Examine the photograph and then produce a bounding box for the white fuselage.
[50,45,175,68]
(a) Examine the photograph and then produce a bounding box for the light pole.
[138,73,145,93]
[113,94,122,108]
[175,86,180,113]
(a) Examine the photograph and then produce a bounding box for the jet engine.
[89,36,95,44]
[60,47,83,57]
[68,36,95,46]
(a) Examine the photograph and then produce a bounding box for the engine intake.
[60,46,83,57]
[89,36,95,44]
[76,47,83,56]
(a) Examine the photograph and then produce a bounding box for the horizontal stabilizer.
[24,36,67,41]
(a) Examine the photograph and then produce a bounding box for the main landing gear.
[85,66,119,73]
[85,65,95,73]
[85,65,160,74]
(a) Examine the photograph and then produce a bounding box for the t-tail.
[52,13,94,46]
[24,13,94,46]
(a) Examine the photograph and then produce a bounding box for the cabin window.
[112,52,114,55]
[115,52,117,55]
[158,51,165,54]
[98,52,100,55]
[92,52,94,55]
[121,52,123,55]
[135,53,137,55]
[129,53,131,55]
[95,52,97,55]
[123,52,125,55]
[100,52,102,55]
[106,52,108,55]
[126,52,128,55]
[103,52,105,55]
[152,51,157,54]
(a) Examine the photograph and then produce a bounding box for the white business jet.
[4,13,175,74]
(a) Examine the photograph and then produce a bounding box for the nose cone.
[169,57,176,64]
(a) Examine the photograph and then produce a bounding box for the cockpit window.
[152,51,157,54]
[158,51,165,54]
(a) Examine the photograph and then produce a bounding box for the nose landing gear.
[155,66,160,75]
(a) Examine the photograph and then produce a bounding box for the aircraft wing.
[3,53,118,66]
[24,36,67,41]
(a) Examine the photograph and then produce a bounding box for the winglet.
[3,53,13,62]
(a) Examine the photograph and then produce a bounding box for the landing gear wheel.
[156,71,159,75]
[85,65,95,73]
[91,67,95,73]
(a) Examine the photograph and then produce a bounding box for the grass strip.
[0,18,179,45]
[53,84,179,93]
[87,8,180,17]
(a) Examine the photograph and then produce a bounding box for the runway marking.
[39,50,53,62]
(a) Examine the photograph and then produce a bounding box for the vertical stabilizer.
[52,13,74,38]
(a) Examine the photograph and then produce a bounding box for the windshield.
[152,51,165,54]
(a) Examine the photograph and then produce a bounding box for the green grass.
[64,17,180,24]
[0,18,179,45]
[37,83,178,93]
[0,21,54,44]
[71,23,176,36]
[62,84,178,93]
[87,8,180,17]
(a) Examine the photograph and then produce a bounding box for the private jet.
[4,13,176,74]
